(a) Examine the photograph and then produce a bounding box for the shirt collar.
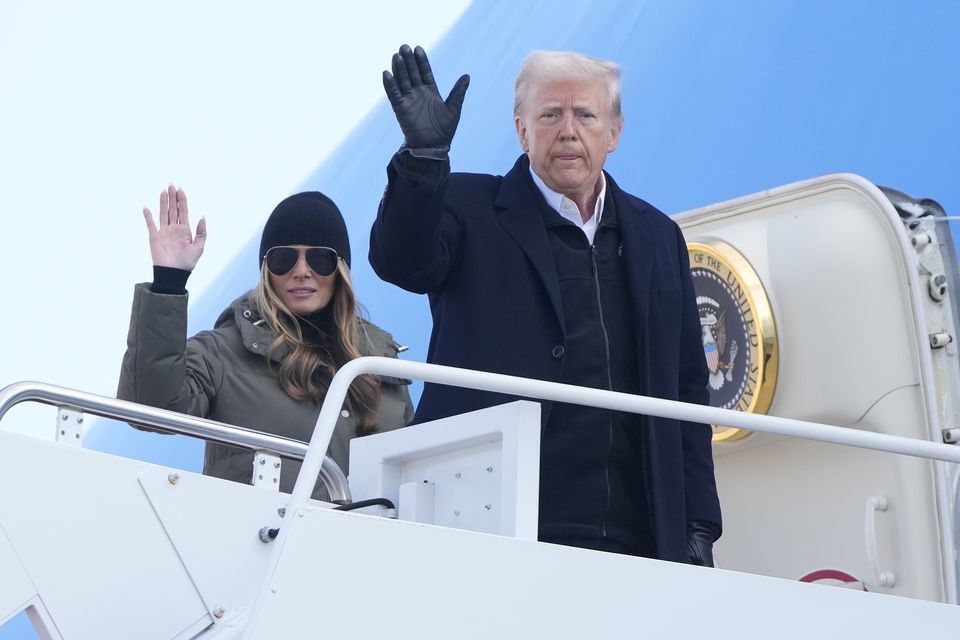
[528,165,607,228]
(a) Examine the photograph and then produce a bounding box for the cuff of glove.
[150,266,191,295]
[402,144,450,161]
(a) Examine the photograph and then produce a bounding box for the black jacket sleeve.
[369,154,463,295]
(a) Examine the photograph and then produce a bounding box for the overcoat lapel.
[494,157,565,333]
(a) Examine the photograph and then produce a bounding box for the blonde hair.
[514,50,623,124]
[251,258,382,435]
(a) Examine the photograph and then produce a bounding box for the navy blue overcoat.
[370,154,721,562]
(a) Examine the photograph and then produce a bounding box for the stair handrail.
[0,381,351,503]
[289,356,960,519]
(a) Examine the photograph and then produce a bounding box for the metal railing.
[5,359,960,524]
[0,381,351,502]
[288,357,960,514]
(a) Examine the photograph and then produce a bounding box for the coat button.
[242,309,252,319]
[551,345,565,359]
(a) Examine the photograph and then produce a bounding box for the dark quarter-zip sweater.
[535,191,655,556]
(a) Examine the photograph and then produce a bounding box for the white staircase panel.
[137,467,294,620]
[246,505,960,639]
[0,524,36,626]
[0,431,211,639]
[349,401,541,539]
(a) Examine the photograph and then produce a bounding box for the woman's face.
[267,244,338,315]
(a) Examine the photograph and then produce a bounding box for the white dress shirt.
[529,166,607,245]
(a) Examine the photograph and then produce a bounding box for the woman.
[118,185,413,499]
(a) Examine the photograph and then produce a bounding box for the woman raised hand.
[143,184,207,271]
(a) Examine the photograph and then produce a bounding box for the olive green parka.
[118,283,414,499]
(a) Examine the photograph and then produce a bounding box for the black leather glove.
[382,44,470,160]
[686,521,716,567]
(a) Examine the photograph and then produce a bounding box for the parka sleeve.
[117,283,223,419]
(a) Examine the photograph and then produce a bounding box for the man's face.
[515,78,622,201]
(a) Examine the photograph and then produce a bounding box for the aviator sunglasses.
[264,246,340,277]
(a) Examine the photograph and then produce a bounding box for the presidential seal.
[687,241,778,442]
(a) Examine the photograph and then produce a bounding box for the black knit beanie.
[259,192,351,268]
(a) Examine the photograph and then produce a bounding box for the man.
[370,45,720,565]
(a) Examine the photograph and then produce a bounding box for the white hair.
[514,50,623,124]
